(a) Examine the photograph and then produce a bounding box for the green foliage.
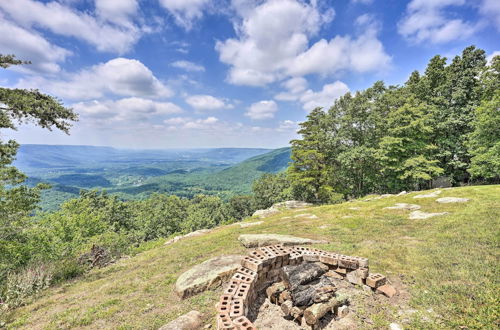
[467,91,500,180]
[252,172,292,209]
[289,46,499,198]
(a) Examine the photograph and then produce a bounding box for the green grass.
[3,185,499,329]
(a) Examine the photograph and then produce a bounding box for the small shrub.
[1,264,53,309]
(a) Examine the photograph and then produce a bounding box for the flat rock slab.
[294,213,318,219]
[409,210,449,219]
[436,197,470,203]
[175,255,243,298]
[273,200,313,209]
[384,203,421,210]
[413,190,442,199]
[165,229,211,246]
[253,208,280,218]
[238,234,327,248]
[158,311,203,330]
[239,221,264,228]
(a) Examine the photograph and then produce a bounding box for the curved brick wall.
[215,245,387,329]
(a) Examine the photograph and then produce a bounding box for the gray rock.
[272,200,313,209]
[389,323,403,330]
[238,221,264,228]
[175,255,243,298]
[158,311,203,330]
[384,203,421,210]
[165,229,211,246]
[413,190,442,199]
[253,208,280,218]
[409,210,448,219]
[238,234,327,248]
[435,197,469,203]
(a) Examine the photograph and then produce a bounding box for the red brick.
[232,273,254,286]
[257,247,279,263]
[217,312,235,330]
[357,267,369,279]
[366,273,386,288]
[217,294,233,313]
[241,256,263,272]
[338,255,359,269]
[229,298,245,319]
[234,283,251,303]
[223,281,240,296]
[232,316,257,330]
[376,284,397,297]
[319,252,338,266]
[236,266,257,278]
[355,256,369,268]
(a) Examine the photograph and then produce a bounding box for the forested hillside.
[16,145,288,210]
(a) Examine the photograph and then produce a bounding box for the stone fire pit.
[215,246,396,329]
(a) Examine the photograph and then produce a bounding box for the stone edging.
[215,245,388,329]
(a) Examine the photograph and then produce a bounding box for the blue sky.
[1,0,499,149]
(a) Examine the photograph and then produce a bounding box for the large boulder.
[238,234,327,248]
[164,229,211,246]
[436,197,469,203]
[158,311,203,330]
[175,255,243,298]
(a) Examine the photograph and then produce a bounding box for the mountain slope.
[5,185,499,329]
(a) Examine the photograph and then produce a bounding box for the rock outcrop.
[165,229,211,246]
[175,255,243,298]
[238,234,327,248]
[413,190,442,199]
[409,210,448,219]
[158,310,203,330]
[384,203,421,210]
[436,197,469,203]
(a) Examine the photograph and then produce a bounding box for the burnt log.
[303,296,345,325]
[280,262,328,290]
[266,282,286,303]
[291,276,336,306]
[281,300,294,316]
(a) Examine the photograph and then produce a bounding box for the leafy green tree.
[0,54,77,281]
[467,91,500,180]
[182,194,229,232]
[377,93,443,191]
[225,195,255,221]
[132,194,188,240]
[252,172,291,208]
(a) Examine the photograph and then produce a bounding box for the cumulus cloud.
[73,97,183,123]
[0,0,143,53]
[216,0,388,86]
[17,58,172,100]
[185,94,233,111]
[300,81,349,111]
[95,0,139,27]
[246,100,278,120]
[159,0,210,30]
[170,60,205,72]
[164,116,219,130]
[274,77,308,101]
[277,120,299,132]
[0,18,71,73]
[398,0,480,44]
[480,0,500,32]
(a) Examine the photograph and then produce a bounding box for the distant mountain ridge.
[14,144,273,170]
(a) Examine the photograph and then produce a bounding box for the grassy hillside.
[4,185,498,329]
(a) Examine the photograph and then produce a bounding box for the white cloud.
[487,50,500,64]
[274,77,308,101]
[351,0,373,4]
[95,0,138,27]
[216,0,388,86]
[163,116,219,130]
[73,97,183,123]
[300,81,349,111]
[277,120,299,132]
[17,58,172,100]
[159,0,210,30]
[170,60,205,72]
[246,100,278,120]
[0,0,142,53]
[480,0,500,32]
[0,18,71,73]
[398,0,480,44]
[185,94,233,111]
